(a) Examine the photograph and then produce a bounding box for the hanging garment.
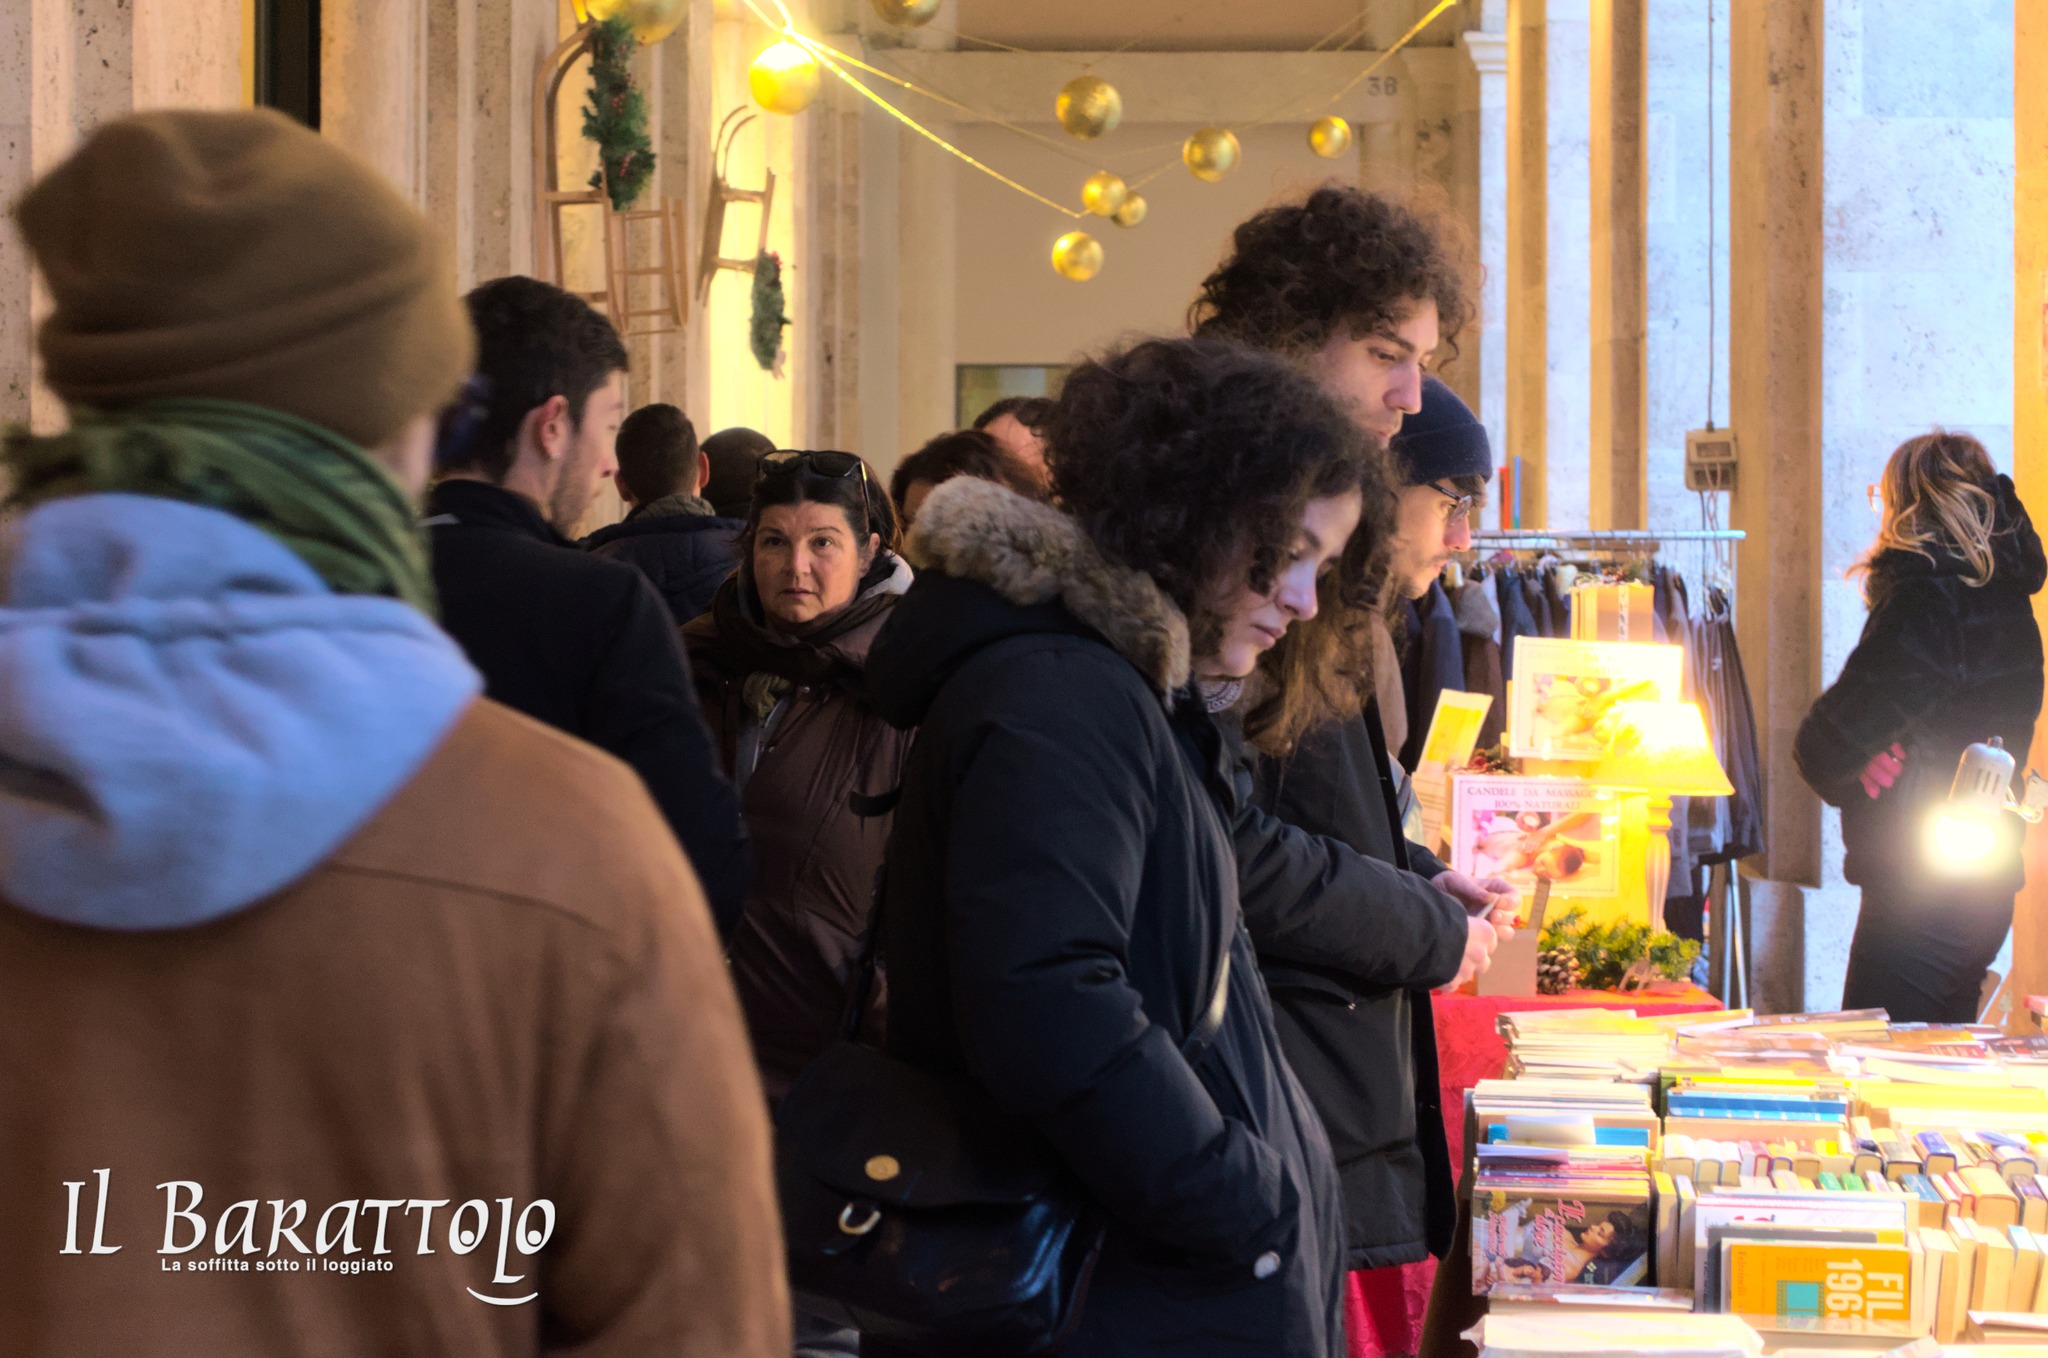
[1497,567,1541,679]
[1691,587,1766,864]
[1451,581,1506,751]
[1399,581,1466,771]
[1522,571,1553,641]
[1545,568,1574,637]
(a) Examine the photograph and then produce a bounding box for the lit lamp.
[1590,701,1733,930]
[1931,737,2048,872]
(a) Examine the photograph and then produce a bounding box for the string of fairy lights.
[581,0,1462,281]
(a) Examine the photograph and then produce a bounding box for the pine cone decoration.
[1536,947,1583,995]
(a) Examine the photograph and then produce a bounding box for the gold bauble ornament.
[1081,170,1128,217]
[1051,231,1104,282]
[1111,192,1147,228]
[1182,126,1241,182]
[750,40,821,115]
[870,0,941,25]
[577,0,685,44]
[1308,115,1353,159]
[1055,75,1123,141]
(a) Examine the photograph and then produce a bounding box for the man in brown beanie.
[0,108,788,1358]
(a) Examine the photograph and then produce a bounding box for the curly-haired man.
[1191,185,1519,1307]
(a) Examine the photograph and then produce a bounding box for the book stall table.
[1409,1006,2048,1358]
[1347,985,1721,1358]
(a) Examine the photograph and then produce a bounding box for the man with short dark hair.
[700,425,775,518]
[583,403,744,624]
[429,277,749,929]
[1191,185,1518,1301]
[889,427,1037,525]
[972,394,1054,491]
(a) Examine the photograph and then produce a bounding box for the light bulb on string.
[581,0,686,44]
[1111,192,1147,228]
[750,39,822,114]
[1052,231,1103,281]
[1081,170,1128,217]
[1182,127,1241,182]
[1056,75,1123,140]
[870,0,940,26]
[1308,115,1352,158]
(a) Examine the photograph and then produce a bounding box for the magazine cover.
[1507,638,1685,760]
[1413,690,1494,852]
[1450,775,1622,899]
[1472,1190,1653,1293]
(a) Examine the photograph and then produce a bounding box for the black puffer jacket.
[1796,475,2047,894]
[866,478,1346,1358]
[1243,705,1465,1270]
[581,493,744,625]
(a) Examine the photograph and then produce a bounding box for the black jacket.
[1796,476,2047,895]
[581,494,745,625]
[1244,702,1465,1270]
[425,479,751,927]
[866,478,1345,1357]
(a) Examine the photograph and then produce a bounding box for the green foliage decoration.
[751,251,790,373]
[582,18,655,212]
[1538,905,1702,992]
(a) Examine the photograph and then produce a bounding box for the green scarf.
[3,398,436,615]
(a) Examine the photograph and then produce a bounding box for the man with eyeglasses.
[1385,376,1485,602]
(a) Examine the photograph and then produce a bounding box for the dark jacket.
[1796,476,2047,895]
[1400,581,1465,770]
[684,554,915,1100]
[583,492,745,625]
[1246,702,1465,1271]
[866,478,1346,1357]
[425,479,751,927]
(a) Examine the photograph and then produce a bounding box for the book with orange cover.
[1722,1238,1913,1325]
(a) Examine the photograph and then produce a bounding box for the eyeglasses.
[760,450,875,539]
[1428,481,1475,526]
[1867,483,1884,513]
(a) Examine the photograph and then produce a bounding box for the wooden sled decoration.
[696,108,777,305]
[532,22,689,334]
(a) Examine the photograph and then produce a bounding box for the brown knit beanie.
[15,108,474,450]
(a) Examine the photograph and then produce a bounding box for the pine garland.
[1539,905,1702,992]
[751,251,790,373]
[582,18,654,212]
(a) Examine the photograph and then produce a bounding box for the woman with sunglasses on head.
[1796,430,2046,1022]
[683,450,912,1089]
[858,337,1361,1356]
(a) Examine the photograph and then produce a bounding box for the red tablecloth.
[1344,986,1722,1358]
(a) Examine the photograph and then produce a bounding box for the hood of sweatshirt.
[0,493,480,930]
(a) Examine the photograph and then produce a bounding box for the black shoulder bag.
[774,870,1232,1356]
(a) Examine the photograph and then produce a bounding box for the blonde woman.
[1795,431,2045,1021]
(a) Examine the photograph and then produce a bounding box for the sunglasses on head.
[760,450,875,537]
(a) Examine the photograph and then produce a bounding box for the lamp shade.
[1590,701,1733,797]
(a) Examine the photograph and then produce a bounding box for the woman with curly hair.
[861,336,1366,1355]
[1796,431,2046,1021]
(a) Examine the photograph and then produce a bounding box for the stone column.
[895,125,957,452]
[0,0,241,433]
[1726,0,1823,1011]
[1588,0,1646,529]
[322,0,426,203]
[2014,0,2048,1031]
[1461,22,1509,476]
[1504,0,1591,530]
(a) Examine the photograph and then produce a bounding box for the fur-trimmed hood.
[866,477,1193,731]
[902,476,1189,691]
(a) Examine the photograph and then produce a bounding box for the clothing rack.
[1461,526,1753,1008]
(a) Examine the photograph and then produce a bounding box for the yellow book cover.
[1724,1240,1913,1324]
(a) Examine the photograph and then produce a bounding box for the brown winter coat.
[684,557,915,1100]
[0,700,789,1358]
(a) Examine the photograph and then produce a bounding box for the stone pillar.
[0,0,242,433]
[1726,0,1824,925]
[895,125,957,457]
[1504,0,1591,530]
[1461,23,1509,475]
[1588,0,1646,529]
[2014,0,2048,1031]
[322,0,426,202]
